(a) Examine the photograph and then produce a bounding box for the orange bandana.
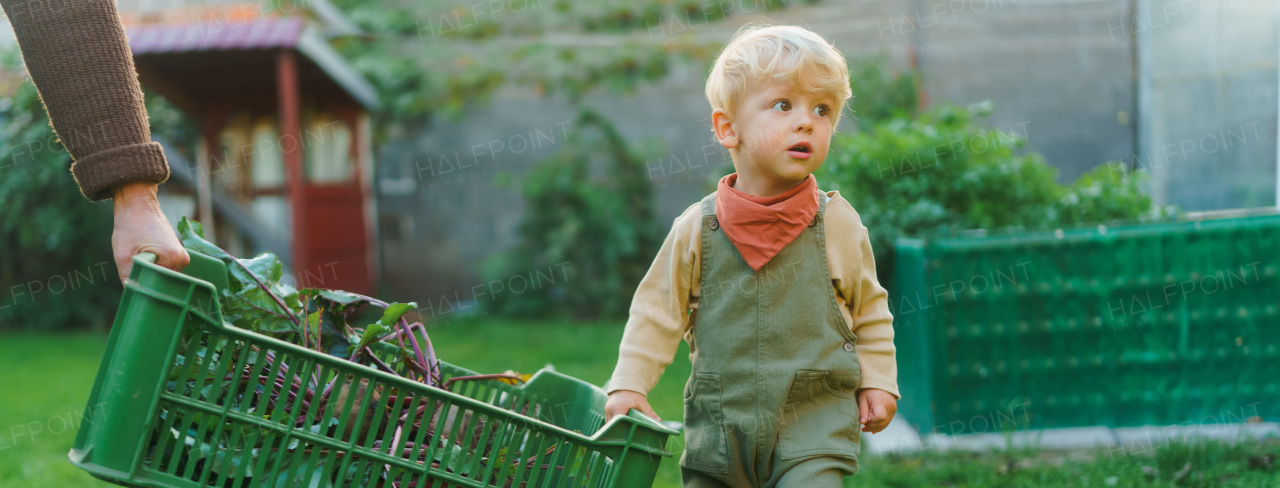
[714,173,820,272]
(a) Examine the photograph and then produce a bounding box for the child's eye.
[771,100,791,112]
[813,104,830,117]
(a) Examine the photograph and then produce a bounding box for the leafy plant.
[321,0,727,142]
[177,216,439,384]
[164,218,577,486]
[821,101,1156,248]
[846,54,921,132]
[483,109,663,320]
[816,100,1158,294]
[1057,161,1156,226]
[0,54,120,331]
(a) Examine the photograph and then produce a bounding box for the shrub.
[845,55,921,132]
[815,101,1157,293]
[0,67,120,331]
[482,108,663,320]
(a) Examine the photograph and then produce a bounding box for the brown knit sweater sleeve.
[1,0,169,201]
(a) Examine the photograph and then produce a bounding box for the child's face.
[716,77,836,195]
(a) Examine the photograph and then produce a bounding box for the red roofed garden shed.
[124,12,380,293]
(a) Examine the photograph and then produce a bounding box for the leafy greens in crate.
[154,218,566,487]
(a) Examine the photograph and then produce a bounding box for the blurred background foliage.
[482,109,665,320]
[817,64,1160,296]
[845,55,921,132]
[818,104,1157,256]
[323,0,771,130]
[0,0,1162,327]
[0,52,120,332]
[317,0,754,319]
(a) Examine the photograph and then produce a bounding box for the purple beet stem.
[346,292,439,387]
[396,317,430,385]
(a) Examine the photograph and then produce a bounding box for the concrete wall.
[374,1,914,307]
[909,0,1137,183]
[1134,0,1278,211]
[374,0,1278,309]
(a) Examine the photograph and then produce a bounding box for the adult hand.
[857,388,897,434]
[111,182,190,283]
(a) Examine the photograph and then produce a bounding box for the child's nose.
[793,112,814,133]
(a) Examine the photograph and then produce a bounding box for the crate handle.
[127,249,230,325]
[625,408,682,435]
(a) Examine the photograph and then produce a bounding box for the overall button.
[843,342,855,352]
[709,217,720,231]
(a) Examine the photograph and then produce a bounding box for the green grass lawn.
[848,441,1280,487]
[3,322,1278,488]
[0,333,116,487]
[0,319,695,488]
[424,317,692,488]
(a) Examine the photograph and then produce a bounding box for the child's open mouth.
[787,143,812,159]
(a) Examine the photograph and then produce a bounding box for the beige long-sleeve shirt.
[607,190,900,399]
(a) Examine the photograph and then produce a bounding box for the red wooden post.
[197,108,226,232]
[277,49,307,274]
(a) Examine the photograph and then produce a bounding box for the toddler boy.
[604,24,899,487]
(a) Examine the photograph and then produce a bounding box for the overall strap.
[700,191,718,217]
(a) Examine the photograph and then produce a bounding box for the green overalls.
[680,192,862,487]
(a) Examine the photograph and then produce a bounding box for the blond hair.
[705,24,852,128]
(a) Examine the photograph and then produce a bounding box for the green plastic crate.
[894,215,1280,435]
[70,250,677,488]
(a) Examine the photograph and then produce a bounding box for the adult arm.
[2,0,189,280]
[1,0,168,199]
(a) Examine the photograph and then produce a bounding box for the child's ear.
[712,108,738,149]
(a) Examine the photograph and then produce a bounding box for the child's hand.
[857,388,897,434]
[604,390,660,423]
